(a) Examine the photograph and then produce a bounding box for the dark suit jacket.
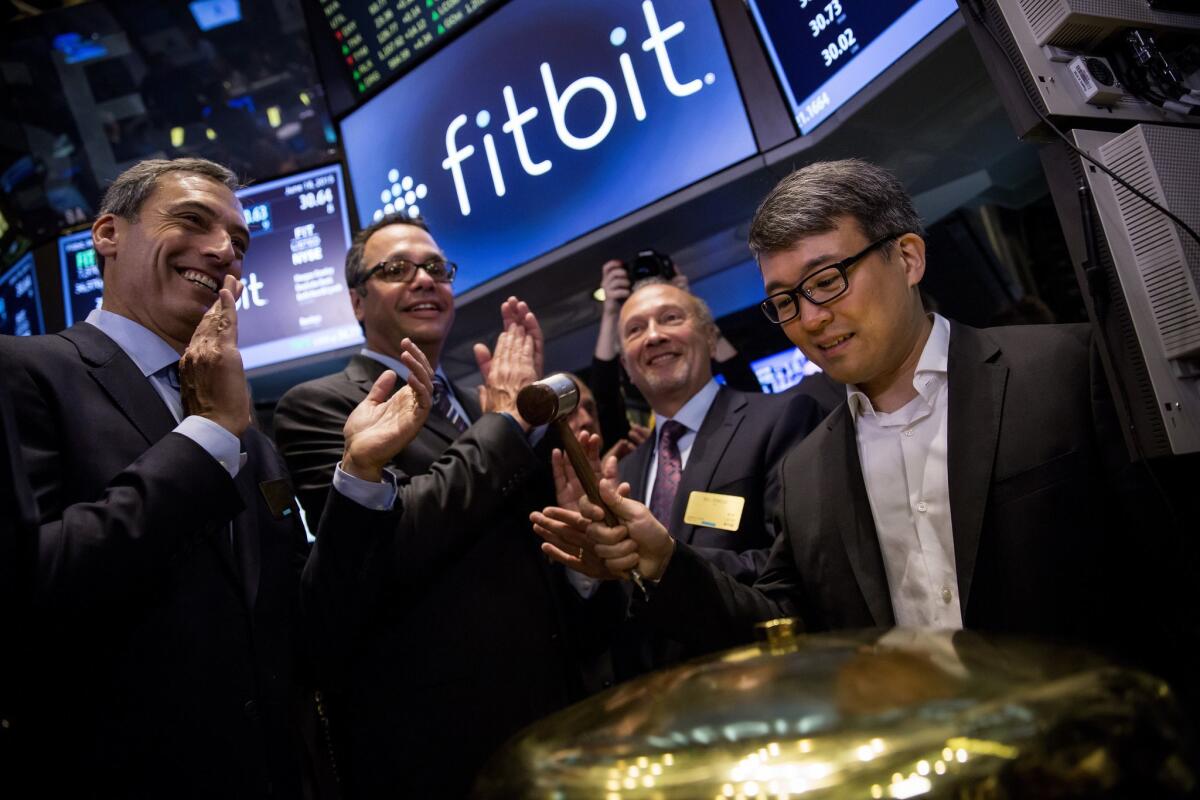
[275,354,592,798]
[642,323,1184,671]
[595,386,821,683]
[0,324,313,798]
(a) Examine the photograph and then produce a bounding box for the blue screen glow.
[751,347,822,394]
[0,252,45,337]
[340,0,758,294]
[59,229,102,327]
[748,0,957,134]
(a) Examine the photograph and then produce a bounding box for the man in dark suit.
[537,159,1192,685]
[552,281,821,683]
[274,213,593,797]
[0,158,438,797]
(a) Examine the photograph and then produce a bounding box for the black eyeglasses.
[356,257,457,286]
[760,234,905,324]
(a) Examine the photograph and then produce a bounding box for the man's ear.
[897,232,927,288]
[349,287,366,323]
[92,214,119,261]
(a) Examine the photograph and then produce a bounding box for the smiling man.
[536,159,1191,684]
[274,212,594,796]
[557,279,820,685]
[0,158,315,796]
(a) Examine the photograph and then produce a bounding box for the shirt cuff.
[566,568,601,598]
[332,462,397,511]
[176,415,243,478]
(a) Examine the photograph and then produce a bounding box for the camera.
[625,249,675,283]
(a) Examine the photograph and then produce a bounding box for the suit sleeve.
[686,393,824,584]
[273,382,353,523]
[5,353,244,615]
[301,413,542,678]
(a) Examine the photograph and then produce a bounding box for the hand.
[499,296,544,379]
[530,435,623,580]
[579,479,675,581]
[600,259,630,317]
[474,322,537,428]
[180,275,250,436]
[341,338,434,482]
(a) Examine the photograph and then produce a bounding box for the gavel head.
[516,373,580,426]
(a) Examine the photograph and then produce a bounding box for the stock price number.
[809,0,843,36]
[298,188,335,211]
[820,28,857,68]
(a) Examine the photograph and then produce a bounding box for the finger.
[540,542,588,572]
[500,296,519,329]
[594,538,637,561]
[601,453,620,481]
[605,554,640,574]
[218,274,239,343]
[576,493,606,522]
[402,338,434,381]
[403,366,432,410]
[586,521,629,547]
[533,512,590,548]
[596,479,639,521]
[366,370,399,404]
[540,506,591,533]
[399,342,434,397]
[232,276,245,303]
[617,480,632,498]
[473,342,493,382]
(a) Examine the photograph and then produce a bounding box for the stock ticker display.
[0,252,45,337]
[748,0,957,134]
[233,162,362,371]
[318,0,501,100]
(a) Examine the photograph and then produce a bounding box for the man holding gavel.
[537,278,823,683]
[274,213,598,797]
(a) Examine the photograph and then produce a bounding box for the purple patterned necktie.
[648,420,687,528]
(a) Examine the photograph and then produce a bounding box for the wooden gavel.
[517,373,647,595]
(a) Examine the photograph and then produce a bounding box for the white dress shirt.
[847,313,962,629]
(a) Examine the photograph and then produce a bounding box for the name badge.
[684,491,745,532]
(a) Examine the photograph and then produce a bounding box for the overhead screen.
[316,0,504,103]
[56,163,361,370]
[748,0,957,134]
[233,162,361,371]
[59,229,103,327]
[340,0,758,293]
[0,252,45,337]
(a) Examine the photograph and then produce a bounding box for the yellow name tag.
[683,491,745,532]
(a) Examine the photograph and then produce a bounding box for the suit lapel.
[62,325,176,447]
[670,388,745,544]
[233,445,262,610]
[945,324,1007,619]
[827,407,895,627]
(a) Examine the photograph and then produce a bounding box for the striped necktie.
[431,374,468,433]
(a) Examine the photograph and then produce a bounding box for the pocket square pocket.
[259,478,297,520]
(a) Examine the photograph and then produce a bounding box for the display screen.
[0,253,45,337]
[751,347,822,394]
[234,162,362,371]
[59,229,103,327]
[317,0,503,102]
[748,0,957,134]
[341,0,757,293]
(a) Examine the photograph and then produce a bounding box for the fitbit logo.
[437,0,716,217]
[235,272,268,311]
[369,169,430,224]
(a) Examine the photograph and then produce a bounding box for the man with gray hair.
[546,277,822,687]
[536,159,1191,683]
[0,157,437,796]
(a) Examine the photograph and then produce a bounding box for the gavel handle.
[554,420,648,597]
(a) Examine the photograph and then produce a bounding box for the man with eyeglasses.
[535,159,1192,683]
[274,212,595,797]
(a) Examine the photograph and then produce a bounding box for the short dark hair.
[345,213,431,297]
[96,158,240,274]
[748,159,924,257]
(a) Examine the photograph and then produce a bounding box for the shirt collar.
[85,308,181,377]
[657,378,720,435]
[847,313,951,419]
[361,347,451,386]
